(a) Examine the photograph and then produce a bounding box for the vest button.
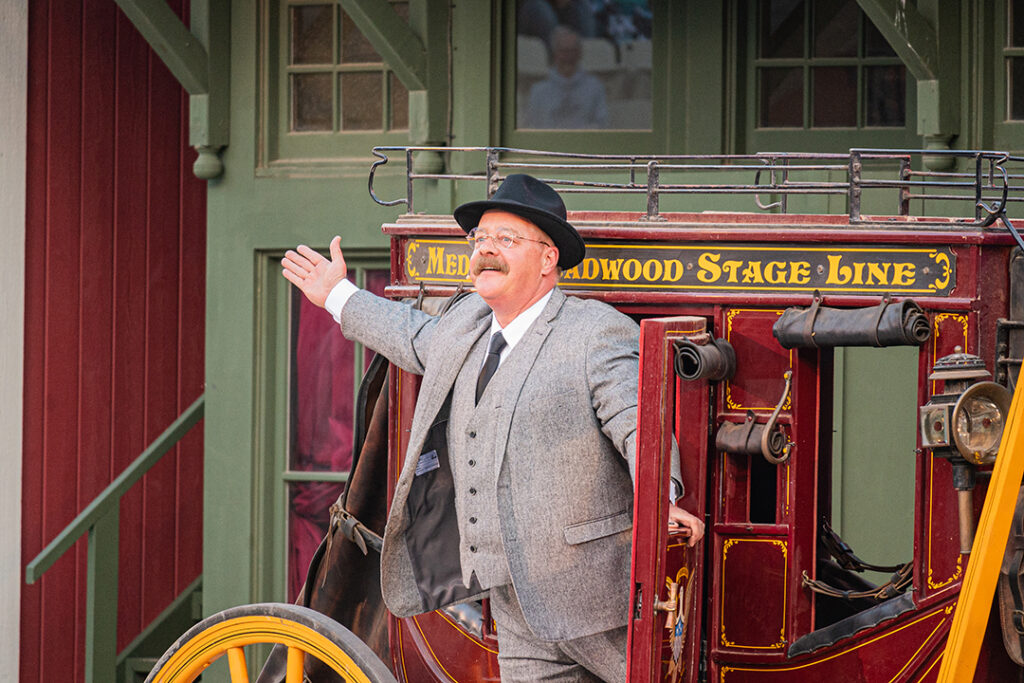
[469,545,478,553]
[468,459,476,467]
[469,516,478,524]
[469,430,476,438]
[469,487,477,495]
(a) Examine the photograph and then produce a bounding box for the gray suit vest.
[449,330,512,589]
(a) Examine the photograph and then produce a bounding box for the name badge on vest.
[415,449,440,476]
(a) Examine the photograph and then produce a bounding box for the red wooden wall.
[21,1,206,680]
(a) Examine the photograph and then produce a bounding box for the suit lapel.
[490,288,566,476]
[404,299,492,470]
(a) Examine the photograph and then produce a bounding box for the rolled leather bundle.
[715,411,790,463]
[772,292,931,349]
[674,337,736,382]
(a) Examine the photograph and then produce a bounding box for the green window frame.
[282,259,389,600]
[261,0,411,169]
[996,0,1024,151]
[252,250,389,603]
[498,0,678,154]
[742,0,919,153]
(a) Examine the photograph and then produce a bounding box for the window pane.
[760,0,804,59]
[390,72,409,130]
[865,65,906,126]
[288,481,344,600]
[760,67,803,127]
[812,66,857,126]
[813,0,858,58]
[292,73,333,131]
[517,1,651,130]
[1011,57,1024,120]
[863,15,896,56]
[1012,0,1024,47]
[341,10,380,63]
[288,289,356,601]
[340,72,383,130]
[290,292,355,474]
[291,5,333,65]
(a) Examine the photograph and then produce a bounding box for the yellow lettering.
[722,260,743,283]
[867,262,891,285]
[892,262,916,286]
[697,253,721,283]
[663,259,683,282]
[623,259,642,281]
[741,261,765,284]
[582,258,599,280]
[458,254,470,277]
[764,261,788,284]
[826,254,852,285]
[428,247,444,275]
[790,261,811,284]
[641,259,663,281]
[445,253,457,275]
[852,262,866,285]
[600,258,624,280]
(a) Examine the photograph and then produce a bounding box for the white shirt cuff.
[324,279,360,323]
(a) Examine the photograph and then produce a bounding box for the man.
[281,174,704,682]
[526,25,608,129]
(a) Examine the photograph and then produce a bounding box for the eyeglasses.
[465,228,551,250]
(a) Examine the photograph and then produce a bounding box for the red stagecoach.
[149,148,1024,683]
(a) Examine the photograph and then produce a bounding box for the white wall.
[0,0,26,678]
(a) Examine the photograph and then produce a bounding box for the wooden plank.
[142,19,183,626]
[21,0,50,679]
[176,81,207,589]
[113,0,209,94]
[43,0,85,678]
[85,509,119,683]
[113,6,151,648]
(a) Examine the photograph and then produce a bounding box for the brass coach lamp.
[919,347,1013,553]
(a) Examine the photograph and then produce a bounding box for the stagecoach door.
[628,316,710,683]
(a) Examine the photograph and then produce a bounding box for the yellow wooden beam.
[938,383,1024,681]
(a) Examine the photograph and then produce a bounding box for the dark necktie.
[476,331,507,404]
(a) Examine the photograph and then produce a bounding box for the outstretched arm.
[281,236,348,308]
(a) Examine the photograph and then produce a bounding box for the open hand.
[281,236,348,308]
[668,504,705,547]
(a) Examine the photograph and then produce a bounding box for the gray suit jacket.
[340,286,670,641]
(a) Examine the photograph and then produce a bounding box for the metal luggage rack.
[368,146,1024,249]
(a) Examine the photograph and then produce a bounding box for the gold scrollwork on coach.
[928,251,952,292]
[406,241,420,279]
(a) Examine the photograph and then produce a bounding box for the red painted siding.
[21,1,206,680]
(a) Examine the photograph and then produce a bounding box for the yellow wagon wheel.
[145,602,397,683]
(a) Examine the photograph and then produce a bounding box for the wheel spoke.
[286,646,306,683]
[227,646,249,683]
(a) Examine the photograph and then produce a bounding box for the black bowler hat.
[454,174,586,269]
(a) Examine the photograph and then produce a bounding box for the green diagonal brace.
[856,0,938,81]
[114,0,210,94]
[339,0,428,91]
[25,395,204,584]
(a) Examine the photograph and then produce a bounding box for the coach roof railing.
[368,147,1024,251]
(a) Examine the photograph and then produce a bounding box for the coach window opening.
[811,345,918,630]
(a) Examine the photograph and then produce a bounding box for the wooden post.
[85,507,119,683]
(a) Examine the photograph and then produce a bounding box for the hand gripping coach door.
[628,316,710,683]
